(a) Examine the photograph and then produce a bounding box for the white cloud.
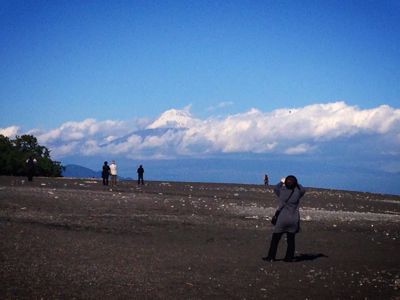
[0,126,19,137]
[173,101,399,155]
[37,128,62,143]
[106,134,143,154]
[284,143,316,155]
[35,118,132,144]
[51,142,80,157]
[5,102,400,160]
[80,140,100,156]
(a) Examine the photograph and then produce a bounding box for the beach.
[1,176,399,299]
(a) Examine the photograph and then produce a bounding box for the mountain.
[56,107,400,195]
[62,164,100,178]
[99,127,182,147]
[62,164,133,180]
[147,107,194,129]
[97,108,192,148]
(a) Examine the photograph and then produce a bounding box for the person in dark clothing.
[102,161,110,186]
[264,174,269,186]
[137,165,144,185]
[263,175,306,262]
[26,156,37,182]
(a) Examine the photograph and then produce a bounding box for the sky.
[0,0,400,194]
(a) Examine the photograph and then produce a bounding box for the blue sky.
[1,0,400,194]
[1,0,399,128]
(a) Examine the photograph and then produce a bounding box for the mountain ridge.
[62,164,100,178]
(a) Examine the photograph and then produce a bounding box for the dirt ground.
[1,176,399,299]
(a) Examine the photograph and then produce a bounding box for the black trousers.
[27,170,34,182]
[267,232,296,259]
[138,175,144,185]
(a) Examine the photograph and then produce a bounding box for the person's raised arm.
[297,184,306,197]
[274,177,286,196]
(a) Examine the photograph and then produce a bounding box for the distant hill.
[62,164,100,178]
[62,164,132,180]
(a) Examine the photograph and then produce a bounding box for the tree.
[0,135,14,174]
[0,134,63,177]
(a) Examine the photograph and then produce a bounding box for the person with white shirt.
[109,160,117,186]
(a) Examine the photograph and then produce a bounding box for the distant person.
[264,174,269,186]
[137,164,144,185]
[102,161,110,186]
[26,156,37,182]
[109,160,117,186]
[263,175,306,262]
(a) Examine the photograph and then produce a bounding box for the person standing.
[137,164,144,185]
[102,161,110,186]
[109,160,117,186]
[26,156,37,182]
[263,175,306,262]
[264,174,269,186]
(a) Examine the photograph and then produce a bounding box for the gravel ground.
[0,176,399,299]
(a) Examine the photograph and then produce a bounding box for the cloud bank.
[3,102,400,162]
[0,125,19,137]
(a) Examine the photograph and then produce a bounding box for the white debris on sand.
[229,205,400,223]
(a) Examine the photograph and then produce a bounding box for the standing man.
[109,160,117,186]
[102,161,110,186]
[137,164,144,185]
[26,156,37,182]
[264,174,269,186]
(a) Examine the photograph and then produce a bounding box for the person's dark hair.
[104,161,108,165]
[284,175,298,190]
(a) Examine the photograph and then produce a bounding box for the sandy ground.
[0,176,399,299]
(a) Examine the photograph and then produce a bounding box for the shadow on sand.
[292,253,328,262]
[267,253,328,263]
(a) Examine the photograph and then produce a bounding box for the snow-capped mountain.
[98,108,195,150]
[147,107,196,129]
[98,108,194,148]
[16,103,400,195]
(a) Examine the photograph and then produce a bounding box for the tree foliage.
[0,134,63,177]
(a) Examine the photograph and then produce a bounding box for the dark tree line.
[0,134,63,177]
